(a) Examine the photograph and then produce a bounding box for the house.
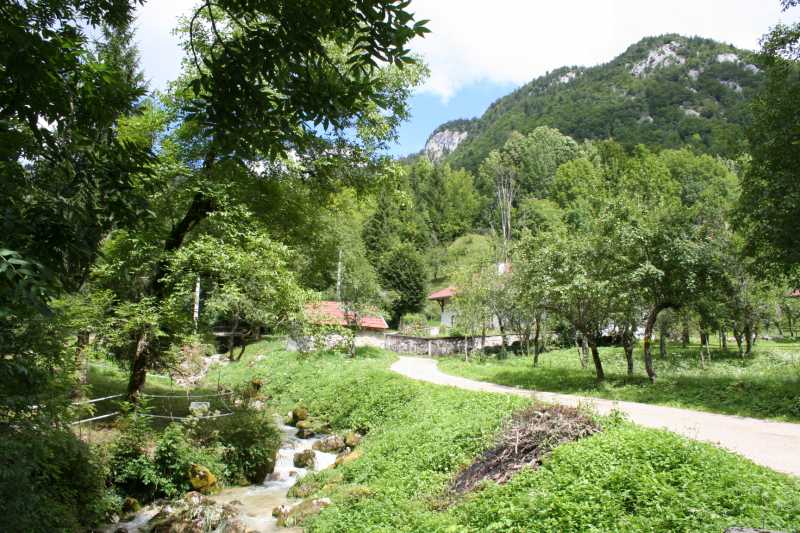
[288,300,389,351]
[428,287,458,327]
[428,263,512,327]
[790,289,800,298]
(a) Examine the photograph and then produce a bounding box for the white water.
[208,421,337,532]
[109,418,337,532]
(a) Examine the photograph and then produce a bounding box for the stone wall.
[384,334,520,357]
[287,330,387,352]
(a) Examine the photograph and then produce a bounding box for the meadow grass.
[203,340,800,532]
[439,339,800,422]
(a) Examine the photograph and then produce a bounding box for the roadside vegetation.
[213,342,800,532]
[440,339,800,421]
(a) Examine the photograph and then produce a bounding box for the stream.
[109,418,337,532]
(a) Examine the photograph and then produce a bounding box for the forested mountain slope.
[424,35,762,170]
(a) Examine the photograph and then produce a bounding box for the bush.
[108,407,226,501]
[196,408,281,484]
[0,426,111,532]
[153,423,225,494]
[399,313,428,336]
[108,410,176,501]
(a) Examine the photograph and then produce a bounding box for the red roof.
[428,286,457,300]
[305,301,388,330]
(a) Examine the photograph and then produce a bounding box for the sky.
[133,1,798,156]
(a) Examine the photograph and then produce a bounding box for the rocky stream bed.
[106,417,343,533]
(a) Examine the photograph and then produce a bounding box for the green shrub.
[0,427,111,532]
[153,423,225,494]
[197,408,281,484]
[399,313,428,336]
[108,411,176,500]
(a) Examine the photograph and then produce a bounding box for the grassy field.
[196,341,800,532]
[438,339,800,422]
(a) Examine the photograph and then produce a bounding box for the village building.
[287,300,389,351]
[427,262,512,327]
[428,286,458,327]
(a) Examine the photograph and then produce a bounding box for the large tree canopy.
[738,2,800,278]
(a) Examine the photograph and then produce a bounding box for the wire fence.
[71,364,237,434]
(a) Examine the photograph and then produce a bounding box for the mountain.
[423,35,762,171]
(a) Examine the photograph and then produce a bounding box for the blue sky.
[133,1,799,157]
[392,82,517,157]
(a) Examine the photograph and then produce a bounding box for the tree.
[451,263,495,359]
[338,243,383,358]
[363,168,429,262]
[113,1,428,393]
[516,223,630,381]
[405,158,481,244]
[0,1,153,424]
[480,150,518,261]
[499,127,581,198]
[1,6,151,301]
[166,231,306,362]
[738,1,800,278]
[378,244,428,328]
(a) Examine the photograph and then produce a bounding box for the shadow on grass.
[489,367,799,420]
[444,343,800,422]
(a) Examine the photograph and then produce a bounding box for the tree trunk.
[76,330,91,385]
[588,338,605,380]
[624,343,634,376]
[228,316,240,361]
[622,327,635,376]
[151,192,218,299]
[659,329,667,358]
[699,340,706,369]
[575,335,588,369]
[744,324,753,356]
[235,343,247,361]
[681,319,690,347]
[532,316,541,367]
[127,332,149,403]
[733,327,744,358]
[643,305,667,383]
[721,330,728,351]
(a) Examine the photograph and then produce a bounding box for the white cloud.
[134,0,197,90]
[133,1,799,98]
[408,0,798,101]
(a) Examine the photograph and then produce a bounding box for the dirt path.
[391,356,800,477]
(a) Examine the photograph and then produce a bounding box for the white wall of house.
[441,308,456,327]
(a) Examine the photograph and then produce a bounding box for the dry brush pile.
[451,405,600,494]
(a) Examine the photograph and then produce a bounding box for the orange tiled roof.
[305,301,388,330]
[428,286,457,300]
